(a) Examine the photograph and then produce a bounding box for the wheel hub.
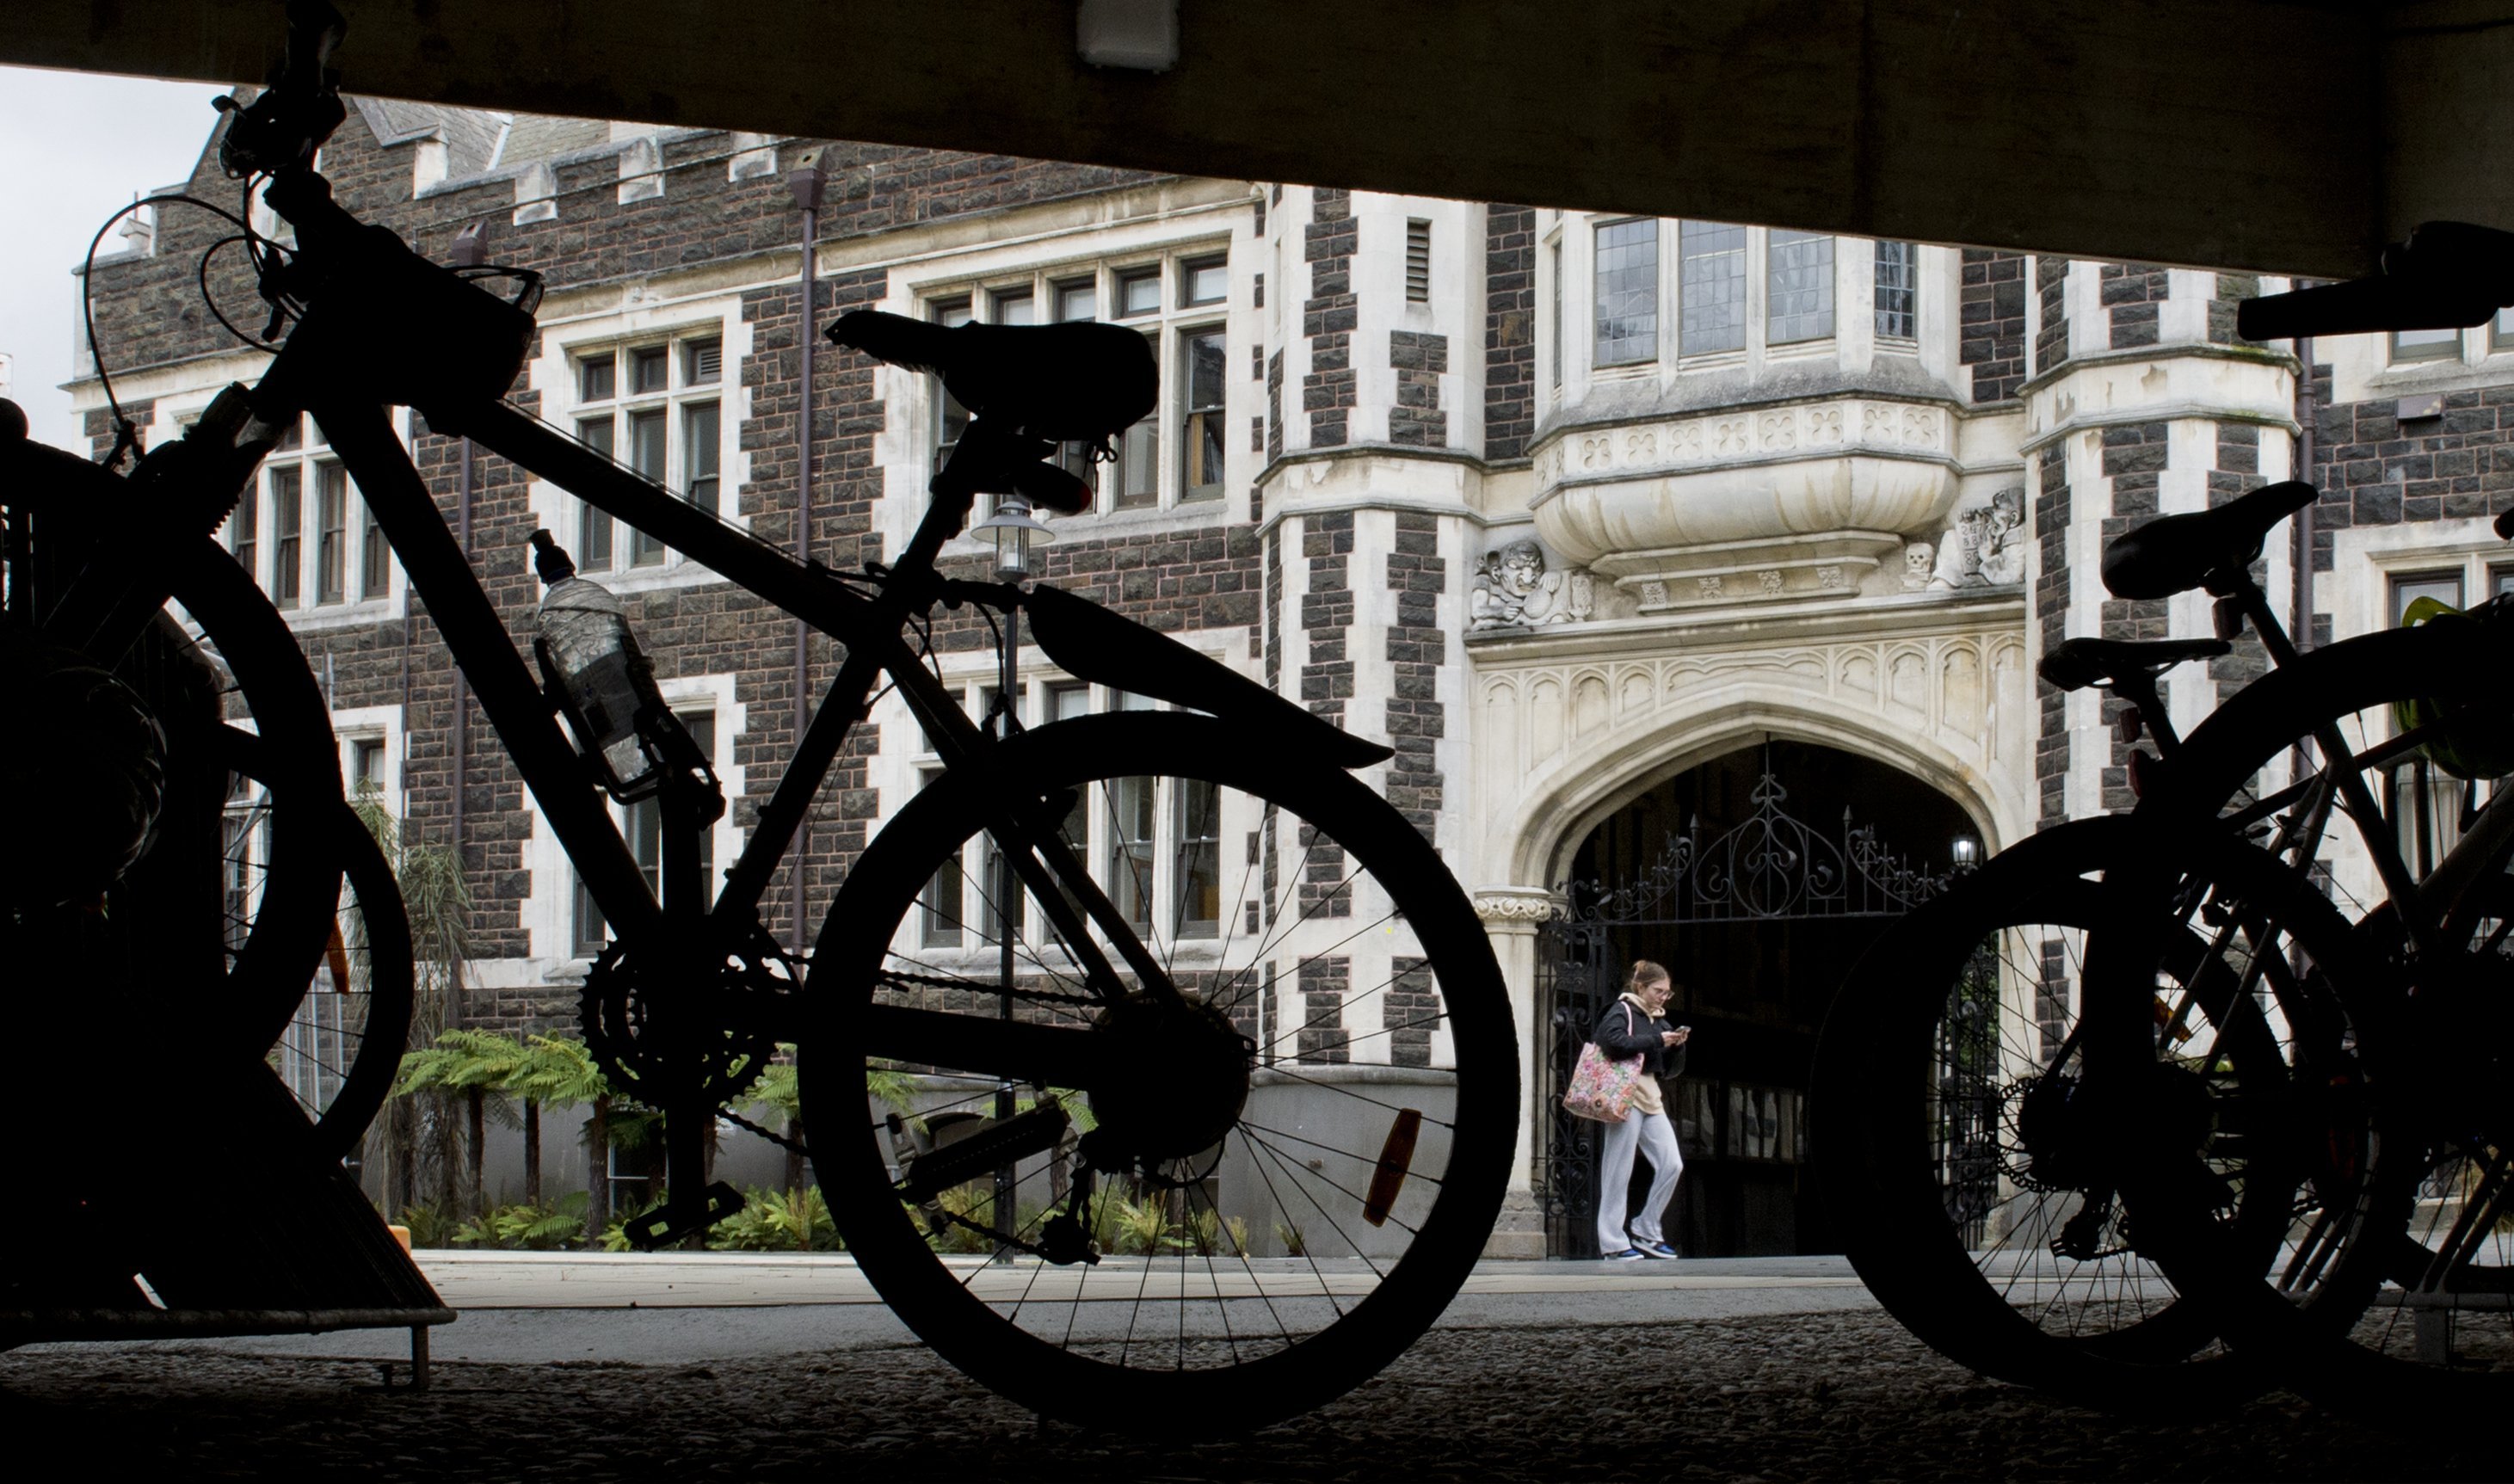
[1085,990,1253,1162]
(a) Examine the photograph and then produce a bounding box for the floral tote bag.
[1562,1004,1643,1124]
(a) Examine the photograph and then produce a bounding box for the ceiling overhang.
[9,1,2510,279]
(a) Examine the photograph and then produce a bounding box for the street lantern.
[969,493,1056,581]
[1950,834,1981,872]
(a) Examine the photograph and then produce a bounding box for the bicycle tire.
[803,711,1517,1432]
[2,443,349,1052]
[226,727,416,1162]
[172,540,353,1052]
[2093,614,2514,1410]
[1815,816,2361,1406]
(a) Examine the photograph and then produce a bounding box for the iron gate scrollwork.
[1537,766,1962,1257]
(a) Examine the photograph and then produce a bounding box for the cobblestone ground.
[3,1309,2490,1481]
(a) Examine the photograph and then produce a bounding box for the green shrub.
[451,1192,590,1250]
[709,1186,842,1252]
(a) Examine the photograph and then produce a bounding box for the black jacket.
[1592,995,1688,1081]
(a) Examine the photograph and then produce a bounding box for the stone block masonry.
[1960,249,2027,404]
[1303,189,1359,447]
[1483,206,1536,459]
[1297,954,1352,1063]
[1301,510,1356,726]
[1383,512,1447,844]
[2210,273,2259,347]
[2099,262,2169,350]
[1389,330,1450,448]
[2208,423,2273,700]
[2311,383,2514,561]
[2096,422,2171,812]
[2034,256,2071,379]
[2034,441,2073,828]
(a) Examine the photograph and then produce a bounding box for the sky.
[0,65,229,452]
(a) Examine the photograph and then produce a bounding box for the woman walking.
[1596,960,1691,1260]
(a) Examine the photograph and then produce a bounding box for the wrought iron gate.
[1537,765,1961,1257]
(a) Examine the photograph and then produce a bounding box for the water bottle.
[532,530,662,798]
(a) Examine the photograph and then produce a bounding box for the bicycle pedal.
[620,1181,746,1250]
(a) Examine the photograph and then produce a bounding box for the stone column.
[1476,886,1556,1259]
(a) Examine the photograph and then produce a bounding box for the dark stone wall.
[1302,189,1359,447]
[2095,422,2172,812]
[2100,263,2169,350]
[2308,383,2514,571]
[2210,273,2259,346]
[1389,330,1450,447]
[79,99,1189,989]
[2033,441,2073,828]
[1383,512,1446,844]
[2033,256,2071,379]
[1960,249,2027,404]
[2208,423,2273,700]
[1299,511,1356,725]
[1483,205,1537,459]
[84,103,1154,385]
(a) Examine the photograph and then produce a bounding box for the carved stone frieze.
[1472,625,2035,849]
[1536,397,1951,490]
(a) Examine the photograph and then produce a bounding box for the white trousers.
[1595,1108,1684,1255]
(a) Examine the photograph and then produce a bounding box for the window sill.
[275,595,401,631]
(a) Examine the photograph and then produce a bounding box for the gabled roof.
[349,95,506,178]
[496,114,610,169]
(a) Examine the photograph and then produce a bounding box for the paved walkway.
[36,1252,1879,1366]
[416,1248,1872,1308]
[2,1253,2487,1483]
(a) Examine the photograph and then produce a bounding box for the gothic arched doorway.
[1538,740,1976,1258]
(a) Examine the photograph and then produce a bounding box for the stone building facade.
[71,93,2514,1254]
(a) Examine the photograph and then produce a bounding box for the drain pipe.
[447,224,487,871]
[2292,331,2316,652]
[786,150,829,958]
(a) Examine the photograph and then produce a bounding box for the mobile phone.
[1675,1025,1691,1035]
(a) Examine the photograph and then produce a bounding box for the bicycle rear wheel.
[804,711,1516,1431]
[1815,816,2363,1405]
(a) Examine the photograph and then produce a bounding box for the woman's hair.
[1628,960,1672,994]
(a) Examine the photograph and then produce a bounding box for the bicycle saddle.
[2037,637,2231,694]
[2100,480,2316,600]
[2238,221,2514,342]
[829,311,1158,446]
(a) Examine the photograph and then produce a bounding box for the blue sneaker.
[1603,1247,1648,1262]
[1637,1241,1679,1259]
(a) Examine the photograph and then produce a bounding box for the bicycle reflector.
[530,530,671,800]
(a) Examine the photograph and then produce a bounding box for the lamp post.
[971,492,1054,1259]
[786,149,828,960]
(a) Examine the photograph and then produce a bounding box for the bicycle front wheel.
[804,711,1517,1431]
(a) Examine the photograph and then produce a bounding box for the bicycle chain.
[718,1105,809,1159]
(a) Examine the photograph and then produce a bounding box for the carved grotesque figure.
[1976,488,2027,586]
[1470,539,1591,629]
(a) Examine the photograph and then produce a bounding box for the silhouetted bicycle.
[0,2,1516,1431]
